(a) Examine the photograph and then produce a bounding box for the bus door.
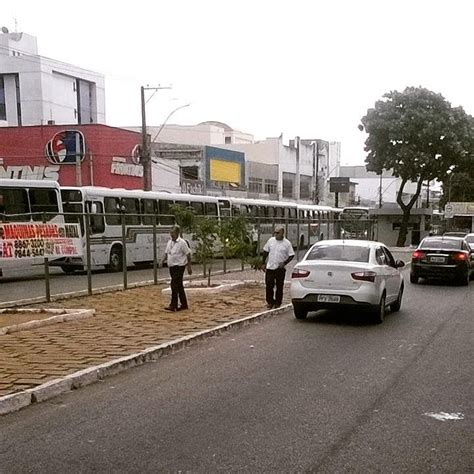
[85,200,107,266]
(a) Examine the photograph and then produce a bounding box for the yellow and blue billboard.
[205,146,245,188]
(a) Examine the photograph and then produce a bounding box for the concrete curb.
[0,309,95,335]
[0,303,291,416]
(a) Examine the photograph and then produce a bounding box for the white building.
[0,30,105,127]
[339,166,420,207]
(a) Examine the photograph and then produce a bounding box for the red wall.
[0,124,144,189]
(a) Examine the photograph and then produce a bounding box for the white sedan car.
[290,240,405,324]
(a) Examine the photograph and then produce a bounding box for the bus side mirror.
[395,260,405,268]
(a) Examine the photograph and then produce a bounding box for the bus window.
[267,206,275,223]
[159,199,175,225]
[122,198,140,225]
[0,188,29,221]
[289,208,297,220]
[191,201,204,216]
[275,207,283,219]
[142,199,157,225]
[218,199,231,217]
[29,188,59,221]
[104,196,121,225]
[205,202,218,216]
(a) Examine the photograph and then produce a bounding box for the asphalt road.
[0,269,472,472]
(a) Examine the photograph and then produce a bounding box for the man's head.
[274,225,285,240]
[170,226,180,241]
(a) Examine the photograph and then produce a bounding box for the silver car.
[290,240,405,324]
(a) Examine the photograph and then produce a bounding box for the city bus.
[0,179,63,278]
[217,197,341,249]
[339,206,374,240]
[58,186,221,272]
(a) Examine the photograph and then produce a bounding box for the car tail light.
[412,250,425,261]
[291,269,310,279]
[351,271,376,282]
[452,252,468,261]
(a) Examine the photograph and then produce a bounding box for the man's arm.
[186,253,193,275]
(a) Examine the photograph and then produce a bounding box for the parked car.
[290,240,405,324]
[464,233,474,250]
[410,236,473,285]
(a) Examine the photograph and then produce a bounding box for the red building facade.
[0,124,144,189]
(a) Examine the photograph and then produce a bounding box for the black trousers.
[169,265,187,309]
[265,267,286,306]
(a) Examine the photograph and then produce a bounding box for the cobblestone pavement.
[0,269,276,398]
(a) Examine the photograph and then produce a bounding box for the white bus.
[0,179,63,278]
[340,206,374,239]
[217,197,341,249]
[58,186,221,272]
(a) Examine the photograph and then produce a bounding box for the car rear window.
[465,236,474,244]
[306,244,370,262]
[420,239,462,250]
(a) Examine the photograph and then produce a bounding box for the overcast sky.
[2,0,473,165]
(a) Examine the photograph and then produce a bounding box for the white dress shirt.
[165,237,191,267]
[263,237,295,270]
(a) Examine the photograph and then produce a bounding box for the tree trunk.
[396,210,411,247]
[395,176,424,247]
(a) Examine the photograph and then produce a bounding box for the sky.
[2,0,474,166]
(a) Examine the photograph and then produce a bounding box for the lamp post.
[140,85,172,191]
[151,103,191,143]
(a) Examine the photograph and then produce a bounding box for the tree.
[359,86,474,246]
[219,215,255,271]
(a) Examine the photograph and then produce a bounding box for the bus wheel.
[61,265,76,274]
[108,246,123,272]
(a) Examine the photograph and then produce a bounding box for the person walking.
[261,225,295,309]
[162,226,192,312]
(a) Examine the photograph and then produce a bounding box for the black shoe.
[266,304,274,309]
[177,306,188,311]
[164,306,177,312]
[274,304,281,309]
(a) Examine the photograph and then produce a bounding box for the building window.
[224,136,232,144]
[248,177,263,193]
[264,179,277,194]
[180,166,199,180]
[0,76,6,121]
[299,175,312,200]
[282,172,295,199]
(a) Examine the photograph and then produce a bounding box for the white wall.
[0,32,106,126]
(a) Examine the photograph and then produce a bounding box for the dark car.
[410,237,473,285]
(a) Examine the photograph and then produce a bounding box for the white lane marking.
[424,412,465,421]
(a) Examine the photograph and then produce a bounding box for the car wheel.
[390,284,403,312]
[293,303,308,320]
[108,246,123,272]
[457,271,469,286]
[410,274,419,284]
[372,293,386,324]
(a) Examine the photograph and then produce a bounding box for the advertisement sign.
[0,223,83,260]
[329,177,350,193]
[45,130,86,164]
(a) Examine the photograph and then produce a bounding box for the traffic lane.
[1,271,471,471]
[0,259,243,305]
[316,279,473,472]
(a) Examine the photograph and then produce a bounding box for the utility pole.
[140,85,172,191]
[378,172,383,208]
[315,140,320,204]
[295,136,300,201]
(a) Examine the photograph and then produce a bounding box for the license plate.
[430,256,445,263]
[317,295,340,303]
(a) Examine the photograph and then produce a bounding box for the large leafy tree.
[359,86,474,246]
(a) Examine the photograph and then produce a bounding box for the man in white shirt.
[261,225,295,309]
[162,226,192,312]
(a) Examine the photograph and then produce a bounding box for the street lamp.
[151,103,191,143]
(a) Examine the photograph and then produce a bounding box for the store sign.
[0,165,60,180]
[111,161,143,177]
[181,179,204,195]
[45,130,86,164]
[0,223,83,260]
